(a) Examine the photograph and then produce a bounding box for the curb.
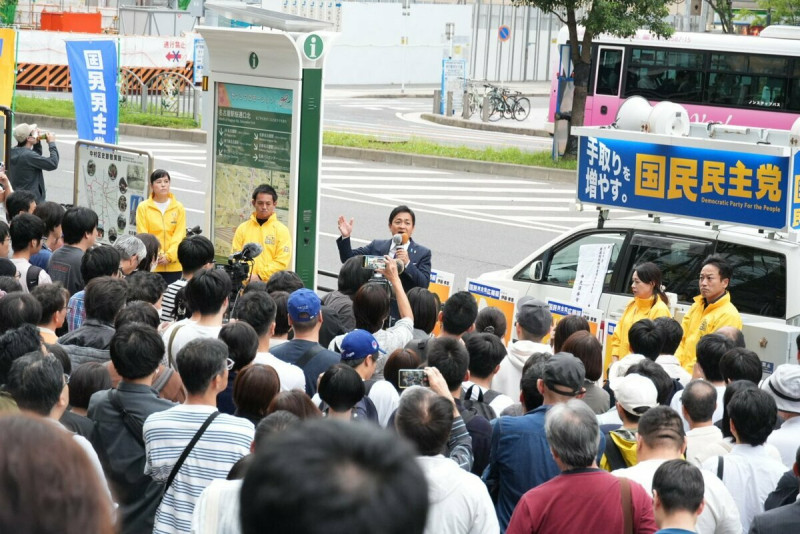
[322,145,574,182]
[421,112,552,138]
[15,112,208,144]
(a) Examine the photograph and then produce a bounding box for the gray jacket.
[9,142,59,203]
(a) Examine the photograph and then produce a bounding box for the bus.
[548,26,800,130]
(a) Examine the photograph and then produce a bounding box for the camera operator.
[232,184,292,283]
[9,123,59,204]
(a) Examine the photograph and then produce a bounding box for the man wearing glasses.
[9,123,59,204]
[674,255,742,373]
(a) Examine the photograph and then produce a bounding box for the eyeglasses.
[226,358,235,371]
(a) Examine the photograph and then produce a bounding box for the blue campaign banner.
[578,136,790,230]
[66,40,118,144]
[791,151,800,230]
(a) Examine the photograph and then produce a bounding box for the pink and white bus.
[548,26,800,130]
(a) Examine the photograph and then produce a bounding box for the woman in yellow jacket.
[610,262,671,361]
[136,169,186,284]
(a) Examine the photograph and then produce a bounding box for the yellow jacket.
[674,292,742,372]
[231,213,292,281]
[136,193,186,273]
[600,428,639,472]
[611,297,671,359]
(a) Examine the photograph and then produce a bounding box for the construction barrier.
[16,61,195,91]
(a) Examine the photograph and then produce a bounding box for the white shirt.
[686,425,729,466]
[162,321,222,368]
[461,380,515,416]
[701,444,787,533]
[367,379,400,428]
[11,257,51,292]
[416,455,499,534]
[191,479,242,534]
[596,407,623,427]
[655,354,692,386]
[766,415,800,469]
[252,351,307,393]
[671,384,726,431]
[614,458,741,534]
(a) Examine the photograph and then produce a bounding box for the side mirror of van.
[529,260,543,281]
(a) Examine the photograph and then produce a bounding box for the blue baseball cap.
[340,329,386,361]
[287,288,321,322]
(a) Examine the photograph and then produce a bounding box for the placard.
[547,299,604,340]
[570,243,613,309]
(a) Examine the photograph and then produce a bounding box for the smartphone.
[398,369,429,389]
[363,255,386,270]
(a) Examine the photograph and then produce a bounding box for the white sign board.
[570,243,614,309]
[440,58,465,115]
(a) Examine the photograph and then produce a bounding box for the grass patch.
[15,95,200,129]
[322,131,578,170]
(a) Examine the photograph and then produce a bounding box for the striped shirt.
[161,278,188,322]
[144,404,254,534]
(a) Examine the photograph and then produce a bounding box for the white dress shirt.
[766,415,800,469]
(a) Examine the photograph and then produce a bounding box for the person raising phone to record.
[336,205,431,294]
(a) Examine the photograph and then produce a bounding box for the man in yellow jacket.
[231,184,292,282]
[674,255,742,373]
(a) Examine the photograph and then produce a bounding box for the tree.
[706,0,735,33]
[513,1,675,128]
[752,0,800,25]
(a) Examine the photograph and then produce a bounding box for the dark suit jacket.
[336,236,431,293]
[750,500,800,533]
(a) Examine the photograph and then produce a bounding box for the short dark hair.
[80,245,121,281]
[266,271,304,294]
[463,332,507,379]
[552,315,590,352]
[232,292,278,338]
[383,349,422,393]
[719,347,762,384]
[695,333,735,382]
[0,292,42,332]
[7,352,63,415]
[125,271,166,305]
[681,379,717,423]
[31,282,69,325]
[240,419,428,534]
[0,275,21,294]
[243,281,269,294]
[0,324,45,384]
[561,330,603,381]
[441,291,477,336]
[626,359,674,406]
[85,276,127,323]
[219,321,258,371]
[427,337,469,390]
[702,254,733,281]
[407,287,440,335]
[270,291,291,336]
[395,387,453,455]
[652,460,705,514]
[253,411,300,452]
[175,338,228,395]
[389,205,416,226]
[318,364,365,413]
[149,168,170,184]
[61,207,98,245]
[33,201,65,236]
[234,364,281,421]
[353,284,389,332]
[719,380,757,439]
[111,323,164,380]
[521,362,546,412]
[252,184,278,202]
[637,406,685,450]
[5,190,36,221]
[628,319,663,361]
[114,301,160,329]
[728,388,776,446]
[177,235,215,274]
[475,307,507,340]
[185,269,231,316]
[46,343,71,375]
[654,317,683,355]
[9,213,45,251]
[337,256,372,296]
[67,362,111,410]
[0,221,7,246]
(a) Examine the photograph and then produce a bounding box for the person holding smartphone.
[0,167,14,225]
[9,123,59,204]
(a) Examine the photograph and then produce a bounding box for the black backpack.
[460,385,498,421]
[26,265,42,291]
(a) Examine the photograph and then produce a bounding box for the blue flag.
[66,40,118,144]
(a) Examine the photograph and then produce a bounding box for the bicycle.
[487,86,531,122]
[464,80,489,119]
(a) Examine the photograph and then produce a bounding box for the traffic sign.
[303,34,323,60]
[498,25,510,42]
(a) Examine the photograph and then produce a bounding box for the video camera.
[216,242,262,321]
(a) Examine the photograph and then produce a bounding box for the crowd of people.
[1,177,800,534]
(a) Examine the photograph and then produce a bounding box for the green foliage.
[747,0,800,26]
[707,0,735,33]
[322,131,578,170]
[0,0,18,25]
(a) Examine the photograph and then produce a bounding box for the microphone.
[231,242,263,261]
[392,233,410,245]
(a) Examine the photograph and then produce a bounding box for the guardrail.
[119,67,199,122]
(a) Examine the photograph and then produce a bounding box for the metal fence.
[119,68,200,122]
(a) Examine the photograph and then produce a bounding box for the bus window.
[788,61,800,111]
[714,242,786,318]
[596,48,623,96]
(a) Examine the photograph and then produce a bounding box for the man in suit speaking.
[336,205,431,295]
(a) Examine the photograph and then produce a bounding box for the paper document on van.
[570,244,613,309]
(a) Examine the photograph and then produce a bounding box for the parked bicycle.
[485,84,531,122]
[464,80,489,119]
